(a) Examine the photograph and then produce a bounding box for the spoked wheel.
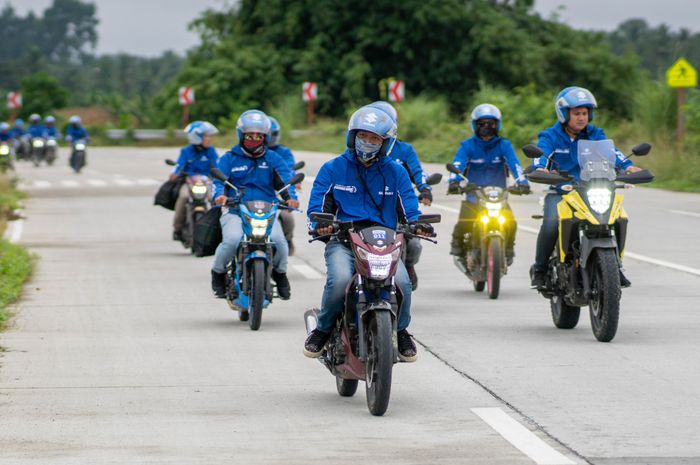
[588,249,621,342]
[486,239,502,299]
[336,376,359,397]
[365,311,393,416]
[550,295,580,329]
[248,260,265,331]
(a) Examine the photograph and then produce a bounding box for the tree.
[20,72,70,116]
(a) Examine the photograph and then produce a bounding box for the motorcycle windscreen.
[578,139,617,182]
[244,200,273,215]
[359,226,396,248]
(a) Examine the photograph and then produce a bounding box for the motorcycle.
[304,212,441,416]
[165,159,212,253]
[70,139,87,173]
[45,137,58,165]
[523,140,654,342]
[445,163,528,299]
[0,141,14,172]
[30,137,47,167]
[210,167,304,331]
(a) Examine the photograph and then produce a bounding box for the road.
[1,147,699,465]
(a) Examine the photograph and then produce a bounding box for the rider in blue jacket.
[268,116,300,255]
[65,115,90,142]
[367,101,432,290]
[43,116,61,139]
[0,123,12,142]
[448,104,529,262]
[27,114,45,138]
[210,110,299,301]
[170,121,219,241]
[530,87,641,289]
[304,105,430,363]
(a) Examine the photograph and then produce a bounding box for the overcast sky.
[6,0,700,56]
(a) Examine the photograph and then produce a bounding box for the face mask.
[476,121,497,139]
[355,135,382,164]
[243,138,265,156]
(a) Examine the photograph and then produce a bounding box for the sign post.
[387,79,405,120]
[7,91,22,122]
[666,58,698,144]
[178,87,195,127]
[302,82,317,127]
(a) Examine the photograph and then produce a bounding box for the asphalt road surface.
[1,147,699,465]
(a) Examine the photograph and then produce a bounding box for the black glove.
[418,188,433,203]
[447,182,460,195]
[409,222,435,237]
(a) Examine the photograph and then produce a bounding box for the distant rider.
[268,116,300,255]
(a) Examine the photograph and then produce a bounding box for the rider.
[530,86,641,289]
[27,114,44,139]
[367,100,432,290]
[0,123,12,142]
[303,105,431,363]
[170,121,219,241]
[11,119,27,156]
[268,116,299,256]
[448,104,529,264]
[43,116,61,139]
[65,115,90,142]
[210,110,299,301]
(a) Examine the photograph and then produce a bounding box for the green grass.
[0,240,32,329]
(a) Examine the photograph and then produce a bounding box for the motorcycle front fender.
[580,235,618,269]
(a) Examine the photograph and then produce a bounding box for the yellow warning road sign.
[667,58,697,88]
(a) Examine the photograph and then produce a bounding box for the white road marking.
[137,179,160,186]
[3,218,24,243]
[669,209,700,219]
[34,180,51,189]
[430,202,459,213]
[472,408,575,465]
[292,263,324,280]
[61,180,80,188]
[87,179,108,187]
[623,252,700,277]
[114,179,135,186]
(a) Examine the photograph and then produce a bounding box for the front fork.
[238,242,274,300]
[353,275,399,363]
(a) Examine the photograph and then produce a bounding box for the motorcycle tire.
[365,311,393,416]
[248,260,265,331]
[550,295,580,329]
[588,248,621,342]
[487,239,502,300]
[336,376,359,397]
[473,280,485,292]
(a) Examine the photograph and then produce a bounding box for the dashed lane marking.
[61,180,80,188]
[114,179,135,187]
[87,179,108,187]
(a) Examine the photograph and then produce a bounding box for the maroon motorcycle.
[304,213,440,416]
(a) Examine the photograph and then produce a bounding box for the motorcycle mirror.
[292,160,305,171]
[288,172,305,185]
[445,163,461,175]
[631,143,651,156]
[522,144,544,159]
[210,168,228,181]
[164,159,176,166]
[310,212,335,223]
[417,213,441,224]
[425,173,442,185]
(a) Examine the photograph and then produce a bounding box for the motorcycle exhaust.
[304,309,319,335]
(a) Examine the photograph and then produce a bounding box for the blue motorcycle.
[210,168,304,330]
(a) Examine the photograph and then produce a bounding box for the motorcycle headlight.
[75,143,86,150]
[33,140,44,147]
[0,146,9,155]
[486,201,503,217]
[47,139,56,146]
[250,218,268,238]
[191,184,208,195]
[366,253,393,280]
[587,188,612,214]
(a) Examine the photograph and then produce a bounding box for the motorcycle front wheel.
[487,239,502,299]
[588,249,621,342]
[365,311,393,416]
[248,260,266,331]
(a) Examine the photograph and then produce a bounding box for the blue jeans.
[211,211,288,274]
[534,193,563,272]
[316,240,412,333]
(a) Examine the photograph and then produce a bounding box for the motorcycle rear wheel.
[336,377,359,397]
[248,260,265,331]
[365,311,393,416]
[550,295,580,329]
[589,249,621,342]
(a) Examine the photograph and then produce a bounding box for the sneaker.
[211,270,226,298]
[272,270,291,300]
[407,265,418,291]
[397,330,417,362]
[620,271,631,288]
[303,329,330,358]
[172,230,182,241]
[530,268,546,289]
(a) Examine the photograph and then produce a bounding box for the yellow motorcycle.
[523,140,654,342]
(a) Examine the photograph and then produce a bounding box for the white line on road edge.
[3,219,24,243]
[87,179,108,187]
[471,408,575,465]
[430,203,459,213]
[137,179,160,186]
[293,264,324,279]
[670,209,700,219]
[34,180,51,189]
[61,180,80,188]
[114,179,135,186]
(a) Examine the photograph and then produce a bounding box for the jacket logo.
[334,184,357,193]
[231,166,247,173]
[379,186,394,196]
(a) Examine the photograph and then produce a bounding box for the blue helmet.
[367,101,398,125]
[0,122,9,132]
[185,120,218,145]
[268,116,281,147]
[29,113,40,124]
[236,109,271,144]
[470,103,502,133]
[44,115,56,125]
[69,115,82,125]
[14,118,24,128]
[555,86,597,124]
[346,106,397,163]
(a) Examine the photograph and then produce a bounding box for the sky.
[5,0,700,56]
